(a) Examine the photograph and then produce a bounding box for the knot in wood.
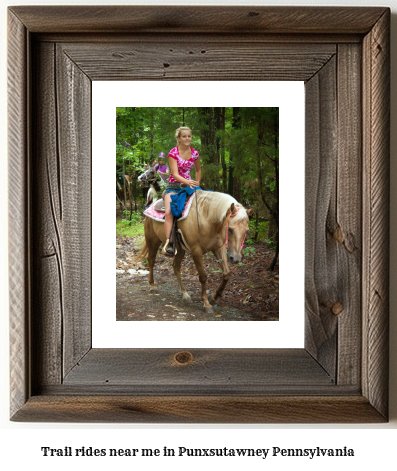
[331,302,344,316]
[333,225,344,244]
[174,351,194,365]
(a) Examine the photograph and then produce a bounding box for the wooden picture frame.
[8,6,390,423]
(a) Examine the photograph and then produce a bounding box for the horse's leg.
[192,251,213,312]
[147,240,161,292]
[208,249,230,305]
[172,248,192,303]
[145,220,162,293]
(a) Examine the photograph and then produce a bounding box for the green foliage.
[246,219,276,249]
[243,246,256,257]
[264,235,277,250]
[201,162,221,190]
[116,107,202,168]
[116,106,279,249]
[268,179,276,192]
[122,210,143,223]
[116,212,145,238]
[249,219,269,239]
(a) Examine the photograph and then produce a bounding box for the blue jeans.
[163,184,186,196]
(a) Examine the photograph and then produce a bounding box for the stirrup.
[162,239,177,257]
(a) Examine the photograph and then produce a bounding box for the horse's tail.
[133,240,149,263]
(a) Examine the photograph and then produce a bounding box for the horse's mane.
[196,191,247,223]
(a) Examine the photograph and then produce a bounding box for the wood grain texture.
[55,44,92,377]
[362,10,390,419]
[11,396,385,424]
[8,10,29,419]
[62,349,333,392]
[32,42,63,387]
[336,44,362,386]
[9,6,387,34]
[34,33,363,45]
[8,6,390,423]
[59,42,335,82]
[304,56,338,377]
[31,42,92,387]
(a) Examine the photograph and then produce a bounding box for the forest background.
[116,107,279,267]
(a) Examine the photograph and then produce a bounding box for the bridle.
[138,167,155,185]
[225,206,247,251]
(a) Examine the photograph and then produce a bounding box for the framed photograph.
[8,6,390,423]
[95,82,305,348]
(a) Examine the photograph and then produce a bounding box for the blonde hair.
[175,126,192,140]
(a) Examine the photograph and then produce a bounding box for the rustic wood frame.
[8,6,390,423]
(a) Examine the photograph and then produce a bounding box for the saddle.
[153,192,192,214]
[154,199,166,212]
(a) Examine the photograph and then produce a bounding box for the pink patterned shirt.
[167,147,199,183]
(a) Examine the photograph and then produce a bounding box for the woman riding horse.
[154,152,169,189]
[163,127,201,256]
[135,126,254,312]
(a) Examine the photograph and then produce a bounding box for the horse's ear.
[246,208,255,216]
[223,203,236,223]
[224,206,232,222]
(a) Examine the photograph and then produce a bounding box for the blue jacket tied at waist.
[170,187,202,218]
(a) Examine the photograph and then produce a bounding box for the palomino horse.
[135,191,254,312]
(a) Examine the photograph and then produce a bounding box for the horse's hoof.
[182,293,192,303]
[149,287,159,294]
[204,305,214,314]
[208,294,217,305]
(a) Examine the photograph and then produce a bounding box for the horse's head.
[137,166,156,187]
[224,203,254,263]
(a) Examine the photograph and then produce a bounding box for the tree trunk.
[270,118,279,270]
[269,234,279,271]
[254,208,259,241]
[228,107,240,197]
[198,107,219,190]
[220,107,227,193]
[122,161,127,212]
[268,118,279,271]
[150,110,155,163]
[233,175,241,202]
[213,107,221,168]
[132,171,138,212]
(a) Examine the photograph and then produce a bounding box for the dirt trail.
[116,236,279,322]
[117,274,273,321]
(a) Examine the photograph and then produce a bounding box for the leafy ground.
[116,210,279,321]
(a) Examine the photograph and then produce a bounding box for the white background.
[1,0,396,469]
[92,81,305,348]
